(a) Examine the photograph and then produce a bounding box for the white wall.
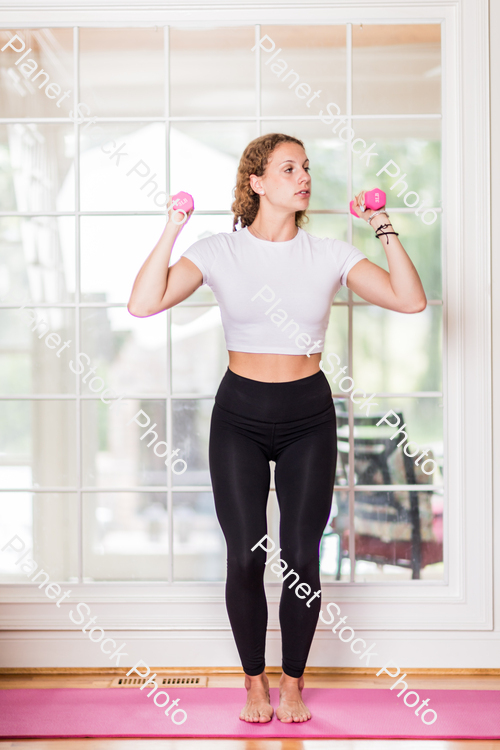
[490,0,500,639]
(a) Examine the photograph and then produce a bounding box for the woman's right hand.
[166,195,194,234]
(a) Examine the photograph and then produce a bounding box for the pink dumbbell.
[170,191,194,214]
[349,188,386,217]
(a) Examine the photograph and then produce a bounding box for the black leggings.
[209,367,337,678]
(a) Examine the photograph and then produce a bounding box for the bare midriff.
[228,351,322,383]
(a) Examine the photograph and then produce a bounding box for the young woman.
[128,133,426,724]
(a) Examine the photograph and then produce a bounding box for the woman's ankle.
[279,672,304,689]
[244,671,268,685]
[280,672,300,681]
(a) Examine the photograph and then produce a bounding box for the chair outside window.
[327,403,443,580]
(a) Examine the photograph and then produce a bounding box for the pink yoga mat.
[0,687,499,739]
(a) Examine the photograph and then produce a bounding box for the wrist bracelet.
[367,208,390,226]
[375,223,399,245]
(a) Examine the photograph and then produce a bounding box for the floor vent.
[111,675,208,688]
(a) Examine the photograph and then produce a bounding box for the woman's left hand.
[351,190,373,222]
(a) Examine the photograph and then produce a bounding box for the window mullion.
[255,24,261,138]
[73,24,83,585]
[165,24,174,586]
[345,22,356,583]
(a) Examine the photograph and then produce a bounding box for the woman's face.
[250,142,311,213]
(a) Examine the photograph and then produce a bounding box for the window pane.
[80,216,165,303]
[79,28,165,117]
[322,305,348,370]
[334,393,444,502]
[170,122,255,212]
[306,215,349,303]
[353,305,442,393]
[0,216,75,304]
[353,214,442,300]
[0,492,78,582]
[170,27,256,117]
[0,29,73,119]
[322,470,351,582]
[0,123,75,213]
[83,492,169,581]
[333,396,349,485]
[80,307,166,396]
[351,118,441,211]
[0,307,76,394]
[0,400,76,487]
[319,396,352,583]
[349,396,444,483]
[352,24,441,115]
[173,491,225,581]
[306,214,347,243]
[0,21,448,592]
[172,399,213,486]
[81,398,184,488]
[261,25,346,117]
[172,306,227,395]
[353,490,443,581]
[79,123,166,212]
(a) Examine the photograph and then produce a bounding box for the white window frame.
[0,0,491,668]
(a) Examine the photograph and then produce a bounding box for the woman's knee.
[280,548,320,584]
[227,550,266,588]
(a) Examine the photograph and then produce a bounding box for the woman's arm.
[346,191,427,314]
[127,203,203,317]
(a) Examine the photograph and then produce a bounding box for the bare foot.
[239,672,274,723]
[276,673,311,723]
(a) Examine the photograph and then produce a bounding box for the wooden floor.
[2,742,500,750]
[1,669,499,749]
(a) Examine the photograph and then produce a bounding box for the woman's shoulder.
[189,227,245,249]
[184,230,226,254]
[182,228,245,269]
[300,229,366,264]
[302,228,362,247]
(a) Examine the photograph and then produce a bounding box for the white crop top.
[181,226,367,355]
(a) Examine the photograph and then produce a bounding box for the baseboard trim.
[2,666,500,676]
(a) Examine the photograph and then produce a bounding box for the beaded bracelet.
[367,208,390,226]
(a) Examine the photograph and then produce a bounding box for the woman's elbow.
[127,301,151,317]
[403,296,427,314]
[127,299,168,317]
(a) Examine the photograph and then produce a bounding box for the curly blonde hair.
[231,133,309,231]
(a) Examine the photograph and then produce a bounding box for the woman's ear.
[249,174,264,195]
